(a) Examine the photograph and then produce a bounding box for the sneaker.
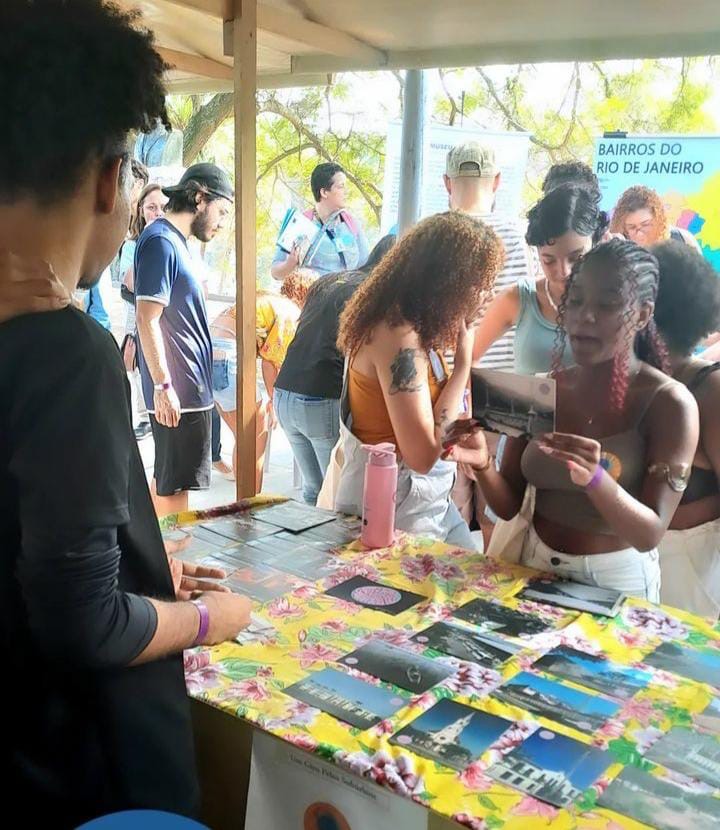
[134,421,152,441]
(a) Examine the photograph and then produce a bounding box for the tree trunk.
[182,93,234,165]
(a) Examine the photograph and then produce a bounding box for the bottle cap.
[362,442,396,466]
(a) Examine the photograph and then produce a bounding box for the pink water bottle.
[361,443,398,548]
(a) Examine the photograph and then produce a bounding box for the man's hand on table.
[168,555,231,601]
[199,592,253,644]
[0,249,71,322]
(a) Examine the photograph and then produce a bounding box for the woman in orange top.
[334,212,504,546]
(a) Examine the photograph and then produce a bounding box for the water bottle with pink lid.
[361,442,398,548]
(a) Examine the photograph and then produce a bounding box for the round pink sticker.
[351,586,402,606]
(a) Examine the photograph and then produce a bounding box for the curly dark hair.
[553,238,668,411]
[338,212,504,354]
[609,185,669,241]
[0,0,169,203]
[653,240,720,356]
[526,184,609,247]
[541,161,600,201]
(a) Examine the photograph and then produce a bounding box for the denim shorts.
[212,338,237,412]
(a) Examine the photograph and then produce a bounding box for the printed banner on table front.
[593,135,720,268]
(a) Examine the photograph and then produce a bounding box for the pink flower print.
[184,649,211,673]
[452,813,487,830]
[459,762,493,791]
[401,553,437,583]
[616,629,644,649]
[336,749,374,777]
[184,656,222,695]
[293,584,319,600]
[597,718,625,740]
[291,642,341,669]
[436,561,463,581]
[267,596,304,619]
[493,722,536,754]
[623,606,688,640]
[370,628,414,648]
[371,718,396,737]
[632,725,665,753]
[423,602,453,622]
[444,663,501,697]
[511,795,559,819]
[322,619,348,633]
[235,678,270,702]
[326,564,381,587]
[619,697,655,725]
[285,732,318,752]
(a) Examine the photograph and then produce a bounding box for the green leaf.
[217,659,264,681]
[477,794,499,811]
[485,814,505,829]
[575,787,598,811]
[685,630,710,648]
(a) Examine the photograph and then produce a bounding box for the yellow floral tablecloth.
[167,500,720,830]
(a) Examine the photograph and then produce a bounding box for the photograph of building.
[453,598,551,638]
[519,578,624,617]
[390,699,512,772]
[488,728,611,807]
[646,727,720,788]
[491,671,619,733]
[644,641,720,687]
[532,646,651,701]
[413,622,520,669]
[470,368,556,438]
[598,765,720,830]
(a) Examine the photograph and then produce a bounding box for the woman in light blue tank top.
[473,184,609,376]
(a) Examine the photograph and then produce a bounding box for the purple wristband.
[585,464,604,490]
[191,599,210,646]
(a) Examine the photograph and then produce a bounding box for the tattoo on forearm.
[389,348,422,394]
[434,407,449,431]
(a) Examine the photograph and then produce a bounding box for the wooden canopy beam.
[156,47,232,80]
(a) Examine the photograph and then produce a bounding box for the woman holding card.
[652,241,720,617]
[333,212,503,547]
[445,239,699,600]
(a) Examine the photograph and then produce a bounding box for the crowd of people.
[1,1,719,826]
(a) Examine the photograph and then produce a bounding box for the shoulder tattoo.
[389,348,422,395]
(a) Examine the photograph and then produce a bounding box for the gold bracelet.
[647,462,691,493]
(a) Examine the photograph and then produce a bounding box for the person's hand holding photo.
[441,418,492,476]
[537,432,602,487]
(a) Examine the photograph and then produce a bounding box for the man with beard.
[135,164,233,516]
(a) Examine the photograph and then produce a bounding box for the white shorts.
[520,524,660,602]
[659,518,720,619]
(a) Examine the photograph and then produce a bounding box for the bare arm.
[270,243,300,282]
[261,358,279,400]
[136,299,181,427]
[371,324,470,474]
[472,285,521,363]
[541,384,699,550]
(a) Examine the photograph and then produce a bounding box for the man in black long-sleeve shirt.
[0,2,250,825]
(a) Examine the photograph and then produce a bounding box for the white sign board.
[381,122,531,232]
[245,731,428,830]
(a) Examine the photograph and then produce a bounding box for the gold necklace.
[543,279,559,314]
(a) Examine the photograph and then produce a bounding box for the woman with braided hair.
[444,239,699,598]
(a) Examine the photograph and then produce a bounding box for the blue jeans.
[274,389,340,505]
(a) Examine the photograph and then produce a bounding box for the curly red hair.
[609,185,669,242]
[338,212,504,354]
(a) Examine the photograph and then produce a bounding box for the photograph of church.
[488,728,611,808]
[491,671,620,733]
[390,699,512,772]
[645,726,720,788]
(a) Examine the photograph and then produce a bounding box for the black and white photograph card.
[452,597,553,638]
[253,501,337,533]
[411,622,521,669]
[517,578,626,617]
[471,368,556,438]
[338,640,453,693]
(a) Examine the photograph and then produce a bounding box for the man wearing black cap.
[135,163,233,516]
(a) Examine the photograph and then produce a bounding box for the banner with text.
[381,123,531,232]
[593,135,720,268]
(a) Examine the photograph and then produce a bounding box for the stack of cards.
[643,641,720,688]
[517,578,626,617]
[389,699,513,771]
[325,576,426,616]
[487,728,611,807]
[531,645,651,701]
[163,525,234,560]
[452,597,552,638]
[411,622,521,670]
[285,668,408,729]
[253,501,337,533]
[491,671,620,733]
[598,765,720,830]
[338,641,454,693]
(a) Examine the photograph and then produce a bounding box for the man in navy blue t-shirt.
[135,163,233,516]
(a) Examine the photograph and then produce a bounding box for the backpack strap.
[339,209,359,236]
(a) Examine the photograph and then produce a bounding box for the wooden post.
[226,0,257,499]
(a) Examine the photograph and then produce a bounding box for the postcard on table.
[270,546,341,580]
[200,516,279,544]
[452,597,553,638]
[338,640,453,693]
[285,667,408,730]
[643,641,720,688]
[487,728,611,807]
[598,765,720,830]
[389,699,513,772]
[411,622,521,669]
[254,501,337,533]
[325,575,426,616]
[695,697,720,734]
[471,368,556,438]
[223,563,299,603]
[531,645,651,701]
[517,578,626,617]
[491,671,620,733]
[645,726,720,789]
